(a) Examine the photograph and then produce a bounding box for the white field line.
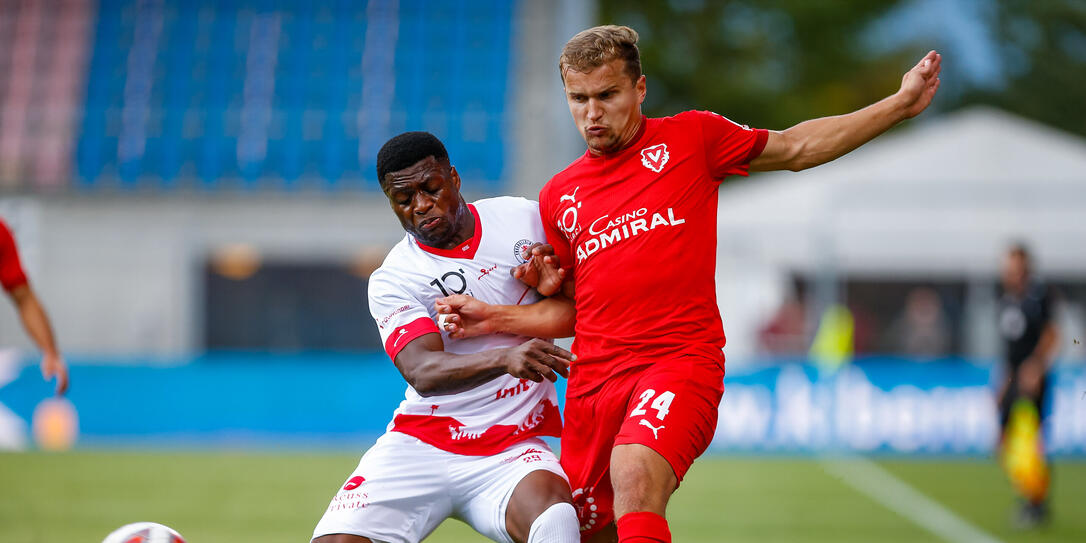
[820,456,1003,543]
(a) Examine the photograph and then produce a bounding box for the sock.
[527,502,580,543]
[616,511,670,543]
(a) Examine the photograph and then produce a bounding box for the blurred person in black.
[996,242,1060,527]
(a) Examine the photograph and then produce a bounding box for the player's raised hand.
[41,352,69,396]
[501,338,574,382]
[511,243,565,296]
[435,294,496,339]
[897,50,941,119]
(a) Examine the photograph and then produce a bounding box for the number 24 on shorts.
[629,389,675,420]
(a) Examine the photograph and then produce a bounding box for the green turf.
[2,451,1084,542]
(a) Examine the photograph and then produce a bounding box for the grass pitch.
[2,451,1084,542]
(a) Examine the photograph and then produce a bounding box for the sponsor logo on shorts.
[500,447,546,465]
[640,143,670,173]
[342,475,366,490]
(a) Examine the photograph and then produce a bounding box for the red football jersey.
[540,111,767,397]
[0,219,29,292]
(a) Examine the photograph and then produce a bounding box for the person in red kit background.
[437,25,941,543]
[0,218,68,395]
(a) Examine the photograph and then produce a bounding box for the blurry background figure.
[881,286,950,358]
[996,242,1060,528]
[757,294,807,356]
[808,304,854,373]
[0,218,68,396]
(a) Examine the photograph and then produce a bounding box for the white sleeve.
[368,271,439,360]
[526,200,546,242]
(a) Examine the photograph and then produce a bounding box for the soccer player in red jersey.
[438,25,941,543]
[0,218,68,395]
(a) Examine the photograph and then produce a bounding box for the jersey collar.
[414,203,482,259]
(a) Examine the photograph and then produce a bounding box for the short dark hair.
[376,131,449,185]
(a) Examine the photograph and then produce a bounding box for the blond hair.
[559,25,642,83]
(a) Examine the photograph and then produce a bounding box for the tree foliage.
[597,0,1086,137]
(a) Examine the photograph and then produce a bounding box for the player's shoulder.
[369,236,419,285]
[653,110,706,123]
[472,196,538,215]
[678,109,755,131]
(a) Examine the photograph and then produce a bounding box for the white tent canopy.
[716,106,1086,278]
[712,107,1086,361]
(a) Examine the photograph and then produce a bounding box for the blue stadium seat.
[74,0,515,192]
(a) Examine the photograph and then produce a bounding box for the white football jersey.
[368,196,561,455]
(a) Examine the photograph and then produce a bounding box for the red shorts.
[560,352,724,537]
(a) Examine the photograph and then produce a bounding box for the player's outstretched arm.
[436,294,576,340]
[394,334,574,397]
[8,285,68,395]
[750,50,941,172]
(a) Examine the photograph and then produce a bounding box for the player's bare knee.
[610,444,676,514]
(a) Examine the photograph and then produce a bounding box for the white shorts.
[312,431,566,543]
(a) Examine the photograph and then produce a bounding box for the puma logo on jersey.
[639,419,665,439]
[640,143,670,172]
[560,186,581,204]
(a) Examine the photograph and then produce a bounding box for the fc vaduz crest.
[640,143,670,173]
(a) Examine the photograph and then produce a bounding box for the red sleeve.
[0,220,29,292]
[693,110,769,180]
[538,184,576,281]
[384,316,440,361]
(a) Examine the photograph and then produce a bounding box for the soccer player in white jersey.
[311,132,580,543]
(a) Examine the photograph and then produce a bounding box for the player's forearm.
[489,296,576,339]
[754,93,910,172]
[402,349,510,397]
[12,288,60,357]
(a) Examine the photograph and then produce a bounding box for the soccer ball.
[102,522,185,543]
